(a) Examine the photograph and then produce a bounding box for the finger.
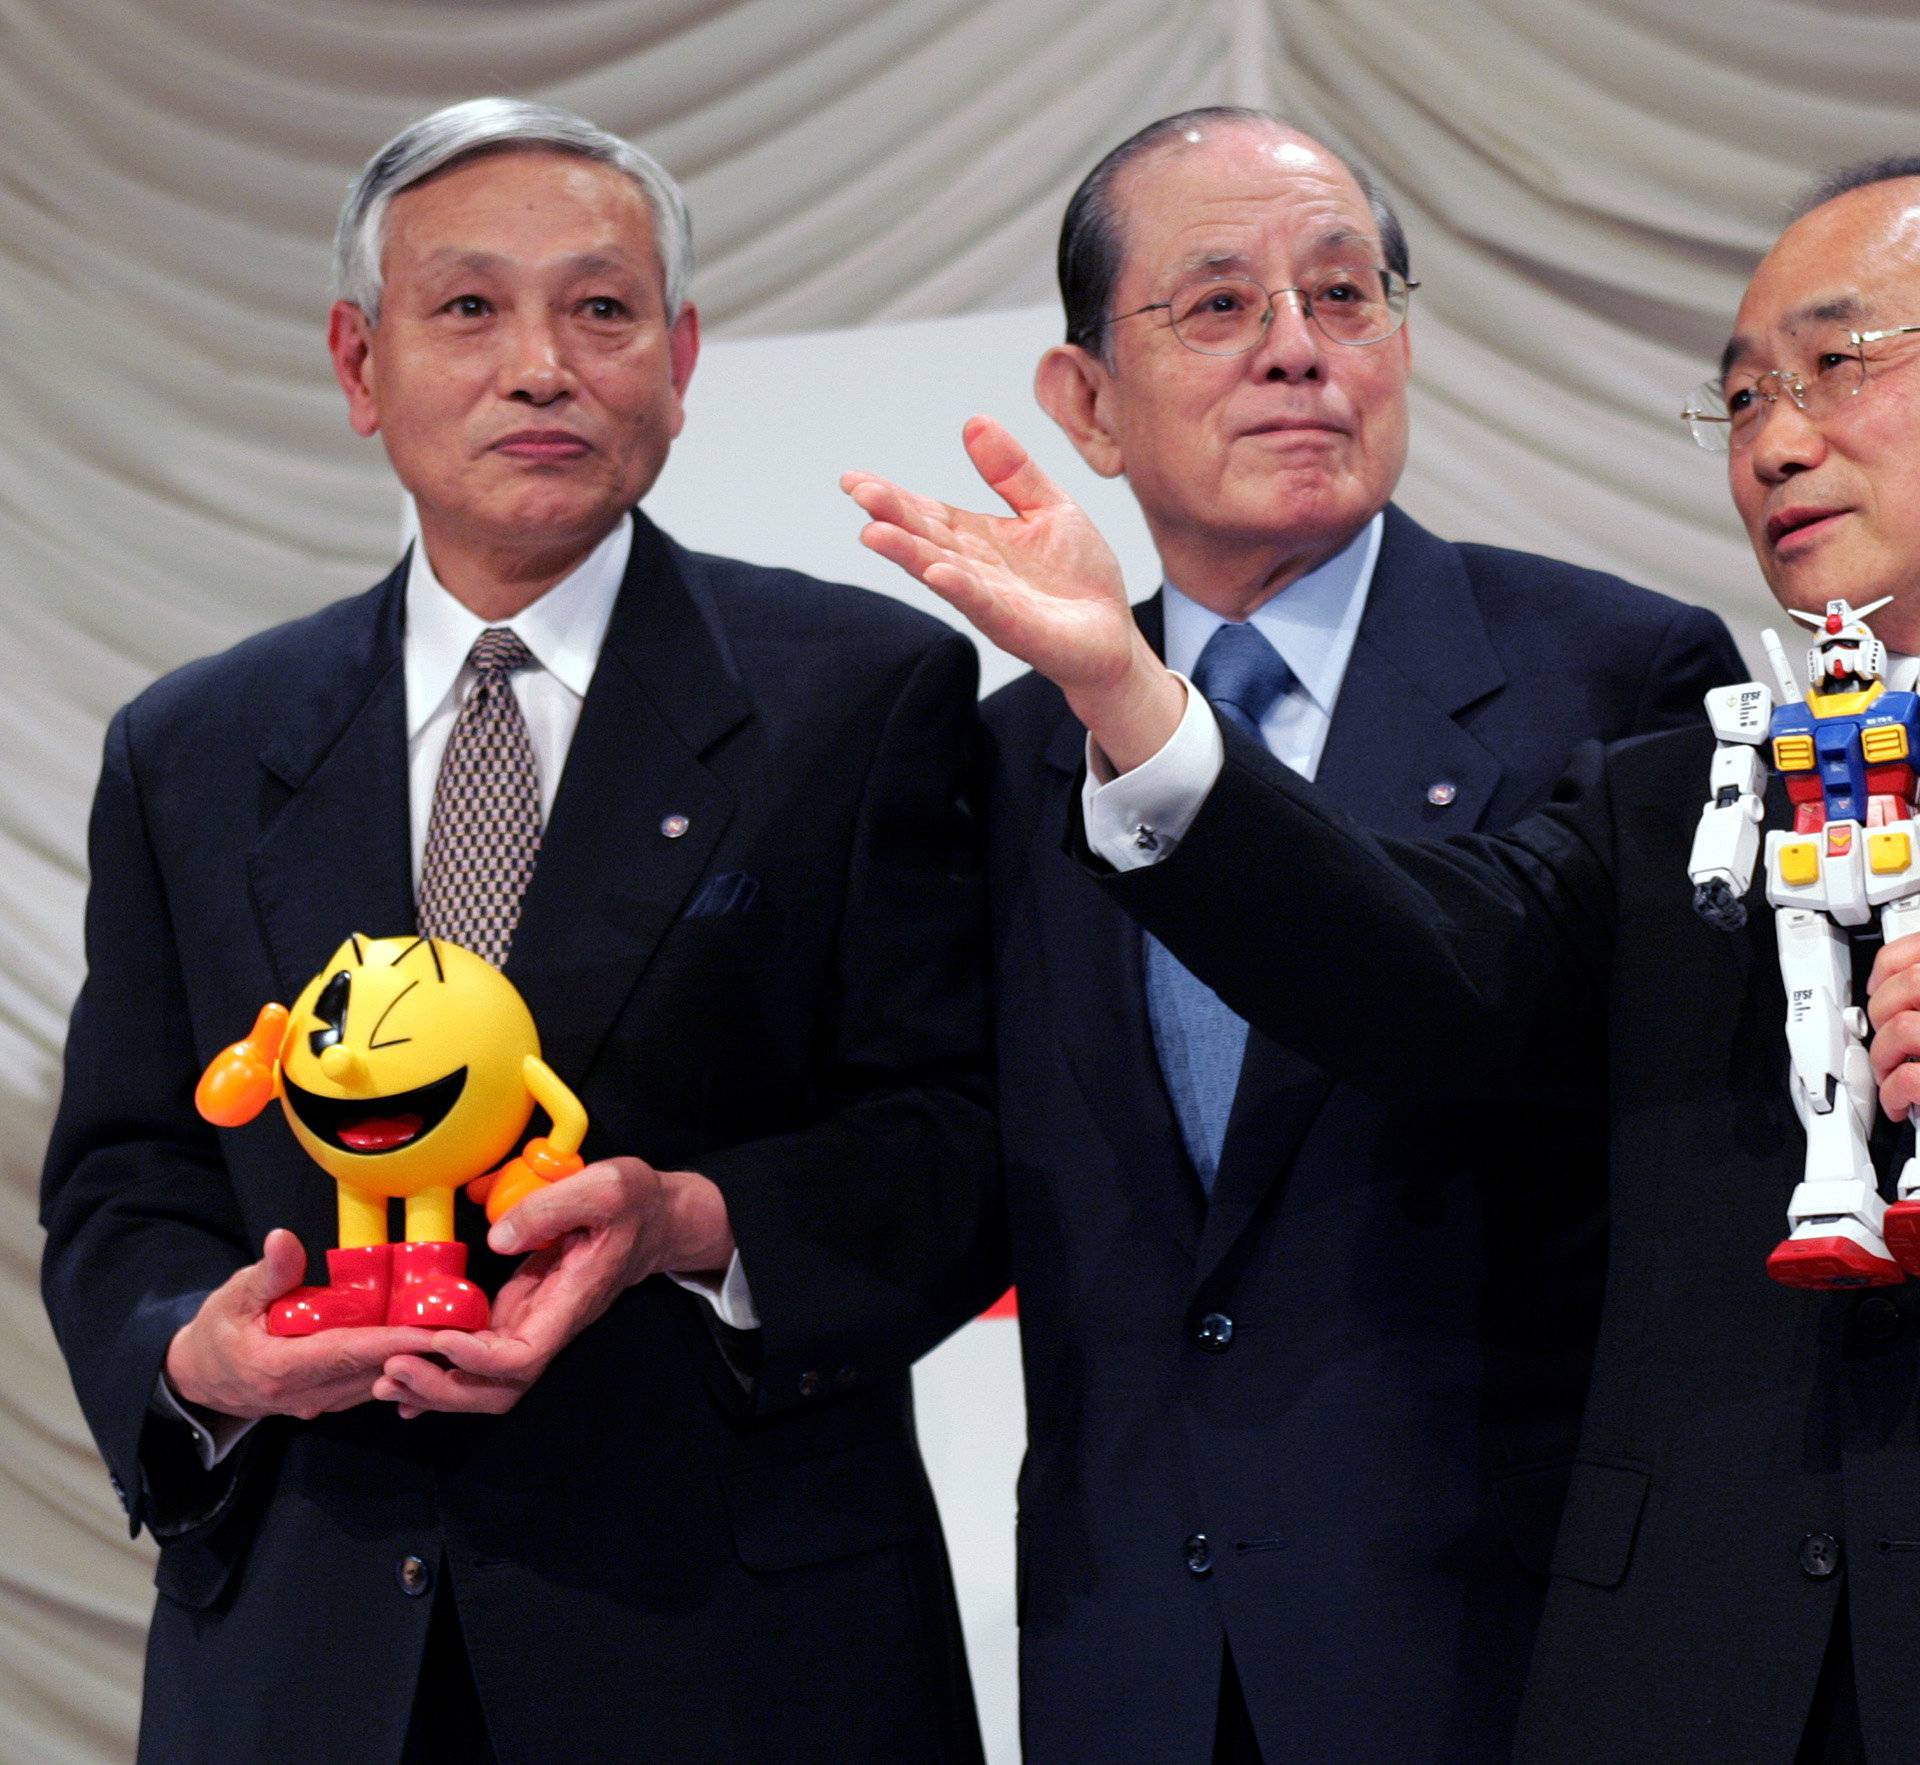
[1880,1058,1920,1120]
[383,1355,520,1415]
[961,416,1068,516]
[1868,951,1920,1027]
[284,1324,440,1377]
[857,519,962,588]
[226,1229,309,1317]
[369,1376,426,1420]
[1870,1008,1920,1080]
[424,1331,546,1378]
[1869,931,1920,997]
[841,474,962,549]
[489,1163,628,1255]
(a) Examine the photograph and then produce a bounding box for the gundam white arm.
[1688,683,1773,931]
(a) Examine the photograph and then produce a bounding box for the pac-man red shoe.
[268,1243,393,1336]
[387,1241,489,1331]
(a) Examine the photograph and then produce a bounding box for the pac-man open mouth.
[282,1067,468,1156]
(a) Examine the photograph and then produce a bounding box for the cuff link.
[1132,824,1161,853]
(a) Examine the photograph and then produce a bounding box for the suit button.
[1800,1533,1841,1580]
[1856,1296,1903,1343]
[1194,1312,1234,1352]
[1184,1533,1213,1577]
[798,1370,823,1398]
[397,1555,432,1598]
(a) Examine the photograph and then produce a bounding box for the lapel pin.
[1426,781,1458,807]
[660,813,690,839]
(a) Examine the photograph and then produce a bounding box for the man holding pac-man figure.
[40,99,997,1762]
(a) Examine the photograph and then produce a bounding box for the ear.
[1035,344,1124,479]
[328,302,382,438]
[665,302,700,441]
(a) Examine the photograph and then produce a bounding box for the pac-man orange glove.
[465,1136,585,1225]
[195,1004,290,1126]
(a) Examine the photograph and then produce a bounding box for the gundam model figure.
[1690,597,1920,1290]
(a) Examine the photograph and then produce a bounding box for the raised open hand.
[843,416,1143,698]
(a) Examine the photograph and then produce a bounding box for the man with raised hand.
[43,98,996,1762]
[851,156,1920,1762]
[849,107,1737,1763]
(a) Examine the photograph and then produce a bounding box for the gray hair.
[333,97,693,324]
[1058,107,1410,359]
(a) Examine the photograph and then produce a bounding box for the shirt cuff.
[151,1373,256,1470]
[669,1251,760,1331]
[1082,673,1225,870]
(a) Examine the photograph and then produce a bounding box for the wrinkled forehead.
[383,146,660,273]
[1722,182,1920,378]
[1111,125,1379,286]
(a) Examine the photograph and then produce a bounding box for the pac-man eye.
[309,970,351,1057]
[369,980,417,1050]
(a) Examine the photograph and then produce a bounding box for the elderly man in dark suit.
[41,98,998,1763]
[847,107,1738,1763]
[854,154,1920,1763]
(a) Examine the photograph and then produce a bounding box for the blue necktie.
[1144,622,1295,1193]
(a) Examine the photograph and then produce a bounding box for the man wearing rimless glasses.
[846,107,1737,1762]
[856,156,1920,1758]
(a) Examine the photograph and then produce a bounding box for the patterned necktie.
[1144,621,1295,1193]
[417,627,543,969]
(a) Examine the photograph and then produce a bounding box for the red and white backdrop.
[3,1,1914,1756]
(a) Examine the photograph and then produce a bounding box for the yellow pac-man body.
[195,934,587,1334]
[279,935,540,1212]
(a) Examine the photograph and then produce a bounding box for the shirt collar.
[1160,512,1383,713]
[404,516,631,738]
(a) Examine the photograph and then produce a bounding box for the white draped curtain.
[3,1,1914,1755]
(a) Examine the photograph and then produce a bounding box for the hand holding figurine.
[378,1156,734,1418]
[164,1229,435,1421]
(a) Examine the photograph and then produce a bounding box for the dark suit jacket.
[1099,717,1919,1761]
[982,505,1741,1761]
[40,512,1001,1764]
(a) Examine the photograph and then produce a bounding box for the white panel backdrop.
[5,0,1918,1757]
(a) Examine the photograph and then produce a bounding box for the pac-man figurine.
[195,934,587,1335]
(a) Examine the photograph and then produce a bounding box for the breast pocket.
[1545,1459,1652,1589]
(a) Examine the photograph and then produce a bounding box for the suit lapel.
[247,566,415,1000]
[1313,507,1507,836]
[1196,509,1510,1286]
[506,513,751,1089]
[1038,595,1203,1256]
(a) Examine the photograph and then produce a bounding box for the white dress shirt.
[164,520,759,1469]
[404,529,757,1334]
[1085,513,1383,868]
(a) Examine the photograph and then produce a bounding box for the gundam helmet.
[1789,596,1895,693]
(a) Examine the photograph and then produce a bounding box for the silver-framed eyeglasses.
[1104,267,1418,356]
[1680,325,1920,451]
